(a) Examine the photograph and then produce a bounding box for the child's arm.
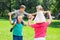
[8,10,17,18]
[31,13,37,16]
[9,14,12,24]
[43,10,51,14]
[47,11,52,24]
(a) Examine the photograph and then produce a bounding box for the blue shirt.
[13,23,23,36]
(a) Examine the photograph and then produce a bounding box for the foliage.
[0,0,60,18]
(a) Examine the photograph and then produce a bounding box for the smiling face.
[17,16,22,23]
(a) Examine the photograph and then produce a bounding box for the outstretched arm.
[9,14,12,24]
[9,14,16,25]
[47,11,52,24]
[8,10,17,18]
[31,13,37,16]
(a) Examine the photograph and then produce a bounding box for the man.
[9,15,24,40]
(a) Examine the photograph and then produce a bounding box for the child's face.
[17,16,22,23]
[20,8,25,13]
[36,6,43,11]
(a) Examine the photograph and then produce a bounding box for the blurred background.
[0,0,60,40]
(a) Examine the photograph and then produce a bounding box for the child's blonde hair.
[36,5,43,10]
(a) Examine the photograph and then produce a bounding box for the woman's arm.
[47,11,52,24]
[28,16,34,26]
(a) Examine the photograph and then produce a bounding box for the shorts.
[34,37,45,40]
[11,18,17,25]
[13,35,23,40]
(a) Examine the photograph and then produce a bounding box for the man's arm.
[9,14,16,25]
[47,11,52,24]
[9,14,12,24]
[9,14,16,32]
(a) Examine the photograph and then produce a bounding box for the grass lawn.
[0,19,60,40]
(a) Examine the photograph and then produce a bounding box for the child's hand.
[28,14,34,19]
[8,12,11,16]
[28,14,32,18]
[29,15,34,20]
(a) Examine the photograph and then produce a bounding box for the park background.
[0,0,60,40]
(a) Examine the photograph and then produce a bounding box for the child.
[28,11,52,40]
[32,5,49,23]
[9,15,23,40]
[8,5,31,32]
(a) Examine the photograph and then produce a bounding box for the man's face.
[20,8,25,13]
[17,16,22,23]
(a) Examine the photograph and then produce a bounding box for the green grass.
[0,19,60,40]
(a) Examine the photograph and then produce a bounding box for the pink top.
[31,22,49,38]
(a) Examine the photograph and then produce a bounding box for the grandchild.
[32,5,49,23]
[9,15,23,40]
[8,5,31,32]
[28,10,52,40]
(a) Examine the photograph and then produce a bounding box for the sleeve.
[11,10,17,14]
[24,12,29,16]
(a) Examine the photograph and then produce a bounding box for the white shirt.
[34,11,46,23]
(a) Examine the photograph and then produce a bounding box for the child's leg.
[34,37,45,40]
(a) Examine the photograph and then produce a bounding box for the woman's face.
[17,16,22,23]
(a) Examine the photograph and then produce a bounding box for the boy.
[8,5,31,32]
[28,11,52,40]
[9,15,23,40]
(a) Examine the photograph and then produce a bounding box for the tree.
[55,0,60,13]
[0,0,11,17]
[11,0,39,13]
